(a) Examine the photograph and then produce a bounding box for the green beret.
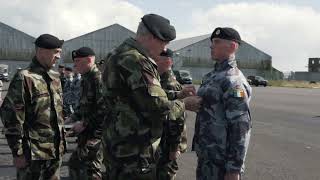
[141,14,176,41]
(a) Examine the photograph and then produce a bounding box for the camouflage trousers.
[102,145,157,180]
[17,158,62,180]
[68,138,103,180]
[196,157,226,180]
[156,150,179,180]
[104,159,158,180]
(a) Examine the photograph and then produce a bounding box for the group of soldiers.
[0,13,252,180]
[58,64,82,118]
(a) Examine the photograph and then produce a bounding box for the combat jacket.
[0,57,66,160]
[102,38,185,162]
[71,65,105,139]
[192,59,252,173]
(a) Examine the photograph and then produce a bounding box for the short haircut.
[136,22,152,37]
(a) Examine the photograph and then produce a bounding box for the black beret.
[141,14,176,41]
[35,34,64,49]
[72,47,95,60]
[58,64,65,68]
[210,27,241,44]
[160,48,174,58]
[65,67,73,72]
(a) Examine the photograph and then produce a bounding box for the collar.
[75,74,81,79]
[214,58,237,72]
[30,57,55,80]
[82,64,98,78]
[124,38,158,67]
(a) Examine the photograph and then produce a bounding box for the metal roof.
[168,33,271,59]
[0,21,35,40]
[167,34,210,51]
[65,23,135,42]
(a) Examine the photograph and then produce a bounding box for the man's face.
[58,67,64,74]
[73,67,79,75]
[149,36,169,58]
[73,57,91,74]
[64,70,73,78]
[39,48,62,69]
[154,56,173,75]
[210,38,233,61]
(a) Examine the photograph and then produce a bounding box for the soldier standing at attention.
[155,48,196,180]
[192,27,252,180]
[0,34,66,180]
[67,47,105,180]
[102,14,200,180]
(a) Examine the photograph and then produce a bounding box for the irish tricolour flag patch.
[233,88,245,98]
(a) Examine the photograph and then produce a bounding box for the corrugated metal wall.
[62,24,135,63]
[0,22,35,60]
[0,22,137,78]
[173,38,272,70]
[0,21,280,80]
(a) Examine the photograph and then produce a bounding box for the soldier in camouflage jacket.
[155,49,196,180]
[192,27,252,180]
[67,47,105,180]
[0,34,66,180]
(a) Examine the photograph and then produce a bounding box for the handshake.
[177,85,203,112]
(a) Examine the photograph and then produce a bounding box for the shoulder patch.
[232,85,245,98]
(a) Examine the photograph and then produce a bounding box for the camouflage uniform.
[63,76,74,118]
[71,74,81,112]
[192,59,252,180]
[102,38,185,180]
[68,64,104,180]
[156,69,187,180]
[0,57,66,180]
[60,74,66,91]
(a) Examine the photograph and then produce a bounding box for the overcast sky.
[1,0,320,72]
